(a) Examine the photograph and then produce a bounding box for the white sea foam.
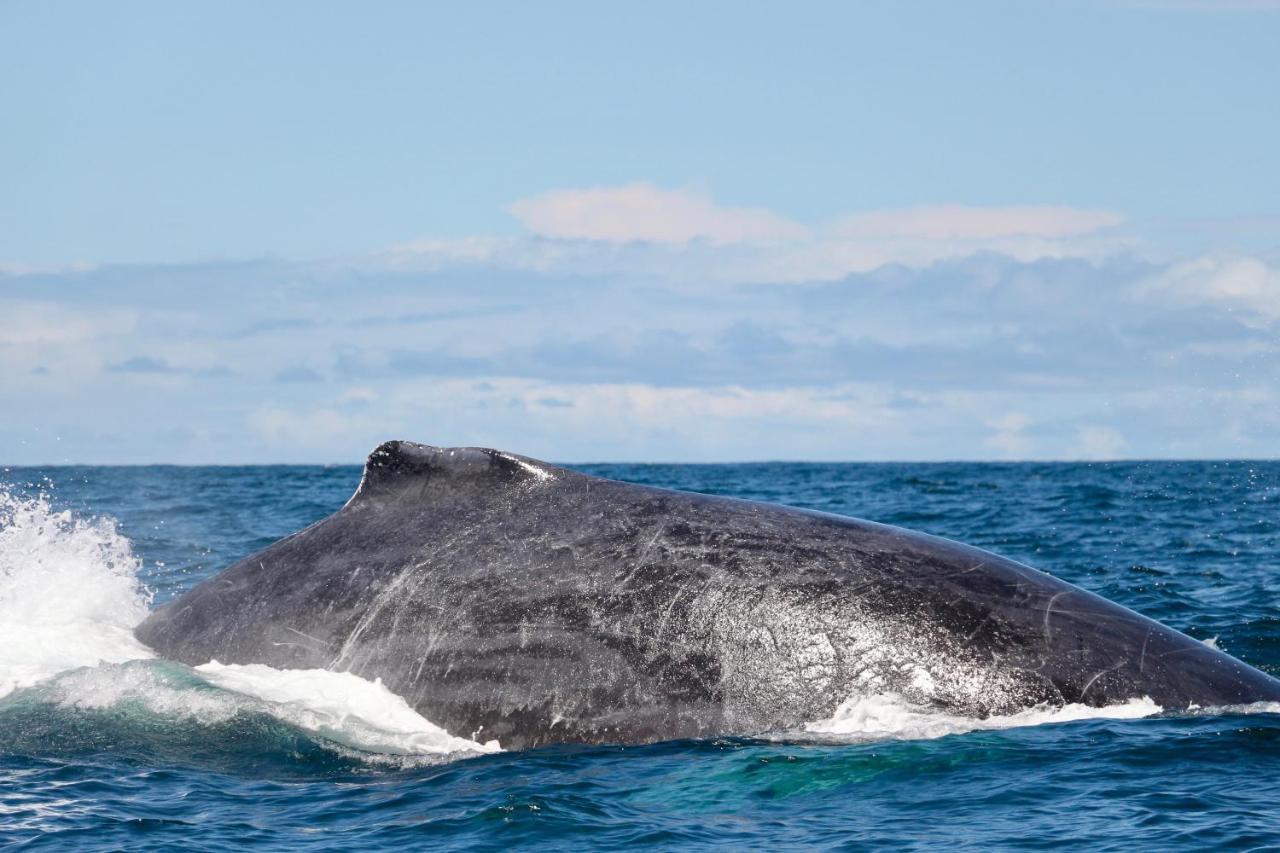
[1185,700,1280,717]
[45,660,249,722]
[801,692,1163,742]
[0,489,496,758]
[195,661,501,755]
[34,660,499,758]
[0,489,154,698]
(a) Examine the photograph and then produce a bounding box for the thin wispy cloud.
[829,205,1124,241]
[107,355,180,374]
[506,184,807,245]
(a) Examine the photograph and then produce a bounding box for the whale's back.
[136,440,1280,748]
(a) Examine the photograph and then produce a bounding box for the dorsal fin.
[350,440,562,503]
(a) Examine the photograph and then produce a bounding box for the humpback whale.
[136,441,1280,749]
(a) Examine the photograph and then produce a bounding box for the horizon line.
[4,455,1279,469]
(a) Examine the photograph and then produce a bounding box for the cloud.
[318,254,1219,394]
[228,318,316,340]
[275,366,324,383]
[505,183,807,245]
[830,205,1124,241]
[2,193,1277,463]
[346,306,521,328]
[107,355,180,374]
[195,366,237,379]
[769,204,1128,282]
[295,377,1198,463]
[367,378,929,462]
[1128,0,1280,10]
[338,387,379,409]
[0,261,97,277]
[984,412,1033,458]
[388,186,1131,283]
[248,403,391,452]
[1071,426,1127,460]
[107,355,239,379]
[1137,256,1280,326]
[0,301,134,346]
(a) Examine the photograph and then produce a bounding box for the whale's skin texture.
[135,441,1280,749]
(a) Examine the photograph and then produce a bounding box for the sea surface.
[1,460,1278,850]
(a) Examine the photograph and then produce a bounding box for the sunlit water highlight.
[1,461,1278,848]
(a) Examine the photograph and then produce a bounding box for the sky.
[2,0,1278,464]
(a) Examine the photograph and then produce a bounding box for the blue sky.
[2,1,1278,463]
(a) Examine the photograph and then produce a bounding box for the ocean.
[1,460,1278,850]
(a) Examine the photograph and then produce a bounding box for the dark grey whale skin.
[136,441,1280,749]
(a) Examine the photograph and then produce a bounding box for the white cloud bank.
[1,183,1276,463]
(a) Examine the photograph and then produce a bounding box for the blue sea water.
[1,460,1278,850]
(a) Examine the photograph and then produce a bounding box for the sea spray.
[0,489,154,697]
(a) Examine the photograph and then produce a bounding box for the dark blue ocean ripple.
[2,460,1279,849]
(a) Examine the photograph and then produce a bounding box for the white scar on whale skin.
[330,564,421,671]
[498,453,555,482]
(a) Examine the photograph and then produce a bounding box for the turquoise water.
[2,461,1278,849]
